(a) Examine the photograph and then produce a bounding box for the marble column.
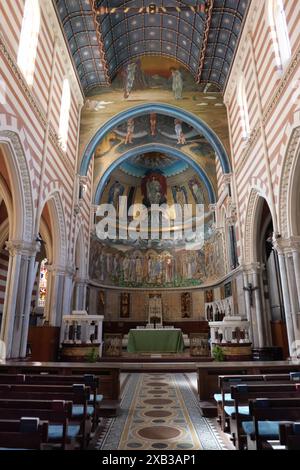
[74,278,88,311]
[252,268,265,348]
[274,239,296,356]
[62,267,75,316]
[44,265,67,327]
[0,240,40,358]
[285,251,300,343]
[243,270,255,342]
[243,263,264,348]
[289,237,300,306]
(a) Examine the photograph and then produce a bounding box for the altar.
[127,328,184,353]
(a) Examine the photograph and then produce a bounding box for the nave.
[1,0,300,455]
[95,372,230,451]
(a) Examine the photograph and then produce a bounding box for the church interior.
[1,0,300,453]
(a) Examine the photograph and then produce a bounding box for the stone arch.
[80,103,231,176]
[243,177,276,263]
[0,220,9,251]
[278,122,300,238]
[244,187,266,264]
[39,217,53,264]
[38,188,68,269]
[0,127,35,242]
[0,174,13,241]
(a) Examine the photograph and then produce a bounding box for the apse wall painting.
[79,56,230,157]
[102,56,197,100]
[93,113,218,194]
[95,114,215,155]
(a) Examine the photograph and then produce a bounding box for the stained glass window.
[38,258,48,308]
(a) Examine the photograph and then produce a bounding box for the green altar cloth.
[127,329,184,353]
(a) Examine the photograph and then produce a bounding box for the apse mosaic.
[92,113,218,203]
[89,226,225,289]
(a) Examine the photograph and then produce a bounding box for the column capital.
[79,175,88,185]
[46,264,68,275]
[242,262,261,274]
[287,236,300,252]
[5,240,40,257]
[91,204,99,213]
[273,236,300,254]
[222,173,233,185]
[74,277,89,285]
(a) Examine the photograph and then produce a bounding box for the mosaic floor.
[96,373,228,450]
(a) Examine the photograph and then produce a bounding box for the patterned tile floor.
[96,373,231,450]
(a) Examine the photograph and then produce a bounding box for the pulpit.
[60,310,104,361]
[207,298,252,360]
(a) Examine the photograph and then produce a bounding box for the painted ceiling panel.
[56,0,249,93]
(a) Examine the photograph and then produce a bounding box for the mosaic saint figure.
[123,256,130,283]
[99,251,105,281]
[129,256,136,283]
[125,118,135,144]
[123,62,137,99]
[172,185,188,208]
[165,257,173,284]
[146,176,162,205]
[135,256,143,284]
[108,181,124,212]
[150,113,157,136]
[113,254,120,279]
[189,178,204,205]
[170,68,183,99]
[174,119,186,145]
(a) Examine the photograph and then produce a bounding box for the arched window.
[58,79,71,152]
[269,0,291,68]
[38,258,48,308]
[17,0,41,86]
[238,76,250,139]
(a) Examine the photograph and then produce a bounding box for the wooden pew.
[197,361,300,403]
[0,384,91,449]
[25,374,101,428]
[0,362,120,416]
[216,375,265,432]
[0,399,72,450]
[247,398,300,450]
[217,372,300,432]
[0,373,103,428]
[279,422,300,450]
[230,384,300,450]
[0,418,48,450]
[0,374,25,384]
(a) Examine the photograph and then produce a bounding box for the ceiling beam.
[89,0,111,86]
[196,0,214,84]
[94,4,207,15]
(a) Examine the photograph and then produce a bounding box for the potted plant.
[212,345,225,362]
[85,347,99,363]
